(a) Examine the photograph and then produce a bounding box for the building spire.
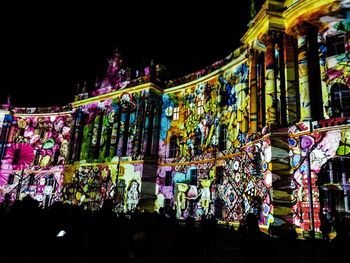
[100,47,128,89]
[250,0,257,19]
[82,80,87,93]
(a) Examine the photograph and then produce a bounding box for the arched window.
[331,84,350,117]
[169,136,178,158]
[193,129,202,155]
[219,125,228,151]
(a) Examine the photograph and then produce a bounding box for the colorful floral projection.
[76,89,159,163]
[156,137,273,224]
[289,121,350,231]
[0,114,72,205]
[0,1,348,233]
[156,61,274,224]
[159,62,250,163]
[319,7,350,118]
[63,163,142,211]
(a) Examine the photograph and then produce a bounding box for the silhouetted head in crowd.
[334,221,349,239]
[101,199,114,212]
[22,194,39,209]
[246,213,260,234]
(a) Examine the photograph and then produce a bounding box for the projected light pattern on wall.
[289,120,350,232]
[0,112,72,206]
[63,162,142,211]
[0,0,349,235]
[155,61,274,224]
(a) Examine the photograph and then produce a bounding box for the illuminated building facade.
[0,0,349,235]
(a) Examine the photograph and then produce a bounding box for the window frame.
[219,125,228,151]
[173,106,180,120]
[197,99,204,115]
[169,136,178,158]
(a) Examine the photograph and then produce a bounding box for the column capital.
[284,34,297,45]
[258,30,284,46]
[247,46,259,60]
[290,21,319,37]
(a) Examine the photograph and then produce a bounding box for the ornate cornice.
[241,0,285,47]
[72,82,163,108]
[284,0,340,35]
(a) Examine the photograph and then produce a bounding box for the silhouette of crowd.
[0,196,349,263]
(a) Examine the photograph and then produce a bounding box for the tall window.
[12,149,21,165]
[34,150,40,165]
[219,125,228,151]
[169,136,178,158]
[197,99,204,115]
[220,89,228,107]
[331,84,350,117]
[327,34,345,57]
[193,130,202,155]
[173,107,180,120]
[165,171,172,186]
[7,174,15,185]
[40,129,46,139]
[46,174,54,186]
[146,106,155,156]
[28,173,35,186]
[216,166,224,185]
[52,149,60,165]
[164,198,171,212]
[189,169,197,185]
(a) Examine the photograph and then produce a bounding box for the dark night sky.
[1,0,252,107]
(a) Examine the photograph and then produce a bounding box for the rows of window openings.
[168,125,228,158]
[170,34,348,122]
[12,147,61,167]
[7,34,349,168]
[163,166,224,187]
[7,173,54,186]
[326,33,345,57]
[74,109,153,160]
[331,84,350,118]
[326,33,350,117]
[171,101,204,121]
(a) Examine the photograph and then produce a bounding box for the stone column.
[257,53,265,130]
[296,26,311,120]
[249,48,258,133]
[275,32,287,127]
[263,32,279,127]
[294,22,323,121]
[70,108,83,161]
[341,158,349,212]
[283,35,300,124]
